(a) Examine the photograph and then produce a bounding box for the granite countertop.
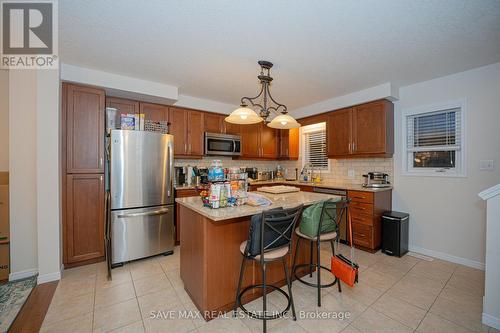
[175,191,342,221]
[248,180,392,192]
[174,185,198,190]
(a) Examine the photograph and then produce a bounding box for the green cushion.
[299,200,337,238]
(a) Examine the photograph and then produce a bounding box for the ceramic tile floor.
[40,244,498,333]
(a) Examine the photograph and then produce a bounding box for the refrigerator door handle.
[168,142,174,197]
[117,208,170,218]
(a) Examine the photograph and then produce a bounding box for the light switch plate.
[480,160,494,170]
[348,169,355,178]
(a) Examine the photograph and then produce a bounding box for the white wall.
[9,70,38,279]
[8,69,61,282]
[393,62,500,268]
[36,70,61,283]
[0,70,8,171]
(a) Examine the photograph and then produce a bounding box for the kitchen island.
[176,191,342,320]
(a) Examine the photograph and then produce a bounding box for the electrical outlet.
[348,169,355,178]
[480,160,494,170]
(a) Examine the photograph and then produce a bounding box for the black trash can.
[381,211,409,257]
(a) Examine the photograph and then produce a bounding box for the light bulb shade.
[267,113,301,129]
[225,106,263,124]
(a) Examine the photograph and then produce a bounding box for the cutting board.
[257,185,301,194]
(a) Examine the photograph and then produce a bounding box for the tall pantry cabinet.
[62,83,105,266]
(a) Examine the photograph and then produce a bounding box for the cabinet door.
[241,123,261,158]
[169,108,188,155]
[187,110,204,156]
[66,84,105,173]
[353,101,390,155]
[279,128,299,159]
[140,102,169,123]
[106,97,139,119]
[327,108,352,157]
[223,120,241,135]
[260,124,277,158]
[204,113,223,133]
[65,174,105,264]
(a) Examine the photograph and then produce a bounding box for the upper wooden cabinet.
[327,100,394,158]
[169,107,204,157]
[240,123,278,159]
[140,102,169,124]
[65,173,105,264]
[279,128,299,160]
[65,83,105,173]
[327,108,353,157]
[106,97,139,118]
[204,113,241,135]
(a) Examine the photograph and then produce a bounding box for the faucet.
[300,163,315,183]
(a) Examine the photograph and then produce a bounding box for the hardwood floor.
[9,280,58,333]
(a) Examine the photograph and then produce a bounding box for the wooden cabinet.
[65,174,105,264]
[169,107,204,157]
[240,123,278,159]
[327,100,393,158]
[140,102,169,123]
[327,108,352,157]
[223,120,241,135]
[174,188,199,244]
[106,97,139,120]
[204,113,223,133]
[279,128,299,160]
[347,189,391,252]
[65,83,105,173]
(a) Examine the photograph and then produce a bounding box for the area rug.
[0,276,37,333]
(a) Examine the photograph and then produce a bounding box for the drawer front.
[352,222,372,248]
[350,201,374,215]
[175,189,198,198]
[348,190,374,204]
[350,212,373,226]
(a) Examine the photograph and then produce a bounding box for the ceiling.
[60,0,500,111]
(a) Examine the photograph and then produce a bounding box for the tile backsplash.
[174,156,393,185]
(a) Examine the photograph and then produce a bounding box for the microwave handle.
[233,140,237,152]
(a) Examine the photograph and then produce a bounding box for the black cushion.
[244,208,293,257]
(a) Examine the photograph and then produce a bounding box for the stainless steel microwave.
[204,132,241,156]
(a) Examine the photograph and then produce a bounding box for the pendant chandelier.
[225,61,301,129]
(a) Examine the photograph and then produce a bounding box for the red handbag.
[331,213,359,287]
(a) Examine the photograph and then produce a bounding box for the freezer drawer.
[111,205,174,264]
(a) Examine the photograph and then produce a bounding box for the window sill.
[401,171,467,178]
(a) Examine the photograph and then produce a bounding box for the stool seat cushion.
[295,227,337,241]
[240,241,289,261]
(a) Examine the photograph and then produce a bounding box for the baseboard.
[9,268,38,281]
[37,270,61,284]
[482,313,500,330]
[409,245,485,270]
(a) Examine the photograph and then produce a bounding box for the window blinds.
[407,108,461,152]
[305,130,328,169]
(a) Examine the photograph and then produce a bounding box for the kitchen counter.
[178,191,341,320]
[176,191,342,221]
[248,179,392,192]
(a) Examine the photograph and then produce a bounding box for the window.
[301,123,329,171]
[403,100,466,177]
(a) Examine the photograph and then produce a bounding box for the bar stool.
[291,199,349,306]
[234,205,303,333]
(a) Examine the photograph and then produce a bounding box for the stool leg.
[262,262,267,333]
[233,256,246,317]
[309,240,313,277]
[317,240,321,307]
[331,239,342,293]
[291,237,300,283]
[282,257,296,320]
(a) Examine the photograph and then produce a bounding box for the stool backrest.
[259,205,303,259]
[316,198,350,239]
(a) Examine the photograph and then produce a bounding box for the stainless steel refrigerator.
[109,130,175,266]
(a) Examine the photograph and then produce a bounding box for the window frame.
[402,99,467,178]
[300,122,330,172]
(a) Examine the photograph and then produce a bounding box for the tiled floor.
[40,244,497,333]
